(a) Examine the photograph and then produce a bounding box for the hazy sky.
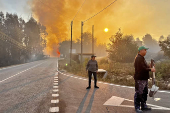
[0,0,31,22]
[1,0,170,54]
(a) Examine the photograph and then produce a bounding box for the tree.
[142,34,160,53]
[0,12,47,67]
[136,37,141,41]
[159,37,170,58]
[24,17,46,57]
[159,35,165,41]
[107,29,138,63]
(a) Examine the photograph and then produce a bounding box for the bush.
[155,60,170,80]
[99,57,108,64]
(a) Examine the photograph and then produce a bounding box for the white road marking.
[0,62,44,83]
[51,99,59,104]
[53,89,59,92]
[121,86,128,88]
[54,81,58,83]
[98,82,103,83]
[74,77,78,78]
[104,96,124,106]
[54,79,58,81]
[54,77,58,79]
[79,78,82,79]
[53,86,58,88]
[49,107,59,112]
[54,83,58,85]
[52,94,59,97]
[104,83,109,84]
[154,98,161,101]
[0,60,43,71]
[104,96,170,110]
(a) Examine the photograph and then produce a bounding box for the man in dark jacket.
[86,55,99,89]
[134,46,155,113]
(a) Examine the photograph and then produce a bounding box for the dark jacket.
[86,60,98,72]
[134,54,151,80]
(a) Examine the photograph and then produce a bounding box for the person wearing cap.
[86,55,99,89]
[134,46,156,113]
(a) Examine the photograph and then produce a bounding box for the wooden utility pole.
[81,21,84,64]
[92,25,94,55]
[70,21,73,66]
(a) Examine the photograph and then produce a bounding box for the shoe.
[94,86,99,88]
[141,106,151,111]
[135,108,143,113]
[86,86,91,89]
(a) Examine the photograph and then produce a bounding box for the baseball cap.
[91,55,96,58]
[138,46,149,51]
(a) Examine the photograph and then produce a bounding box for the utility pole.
[70,21,73,66]
[81,21,84,65]
[92,25,94,55]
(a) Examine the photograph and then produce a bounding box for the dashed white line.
[53,89,59,92]
[98,82,103,83]
[0,62,44,83]
[51,99,59,104]
[49,107,59,112]
[53,86,58,88]
[54,83,58,85]
[52,94,59,97]
[104,83,109,84]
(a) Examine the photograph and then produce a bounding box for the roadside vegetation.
[59,58,170,90]
[59,29,170,90]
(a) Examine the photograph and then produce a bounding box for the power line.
[72,0,87,21]
[83,0,118,22]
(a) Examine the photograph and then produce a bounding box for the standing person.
[134,46,156,113]
[86,55,99,89]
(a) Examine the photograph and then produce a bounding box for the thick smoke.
[29,0,170,55]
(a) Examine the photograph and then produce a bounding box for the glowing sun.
[104,28,108,32]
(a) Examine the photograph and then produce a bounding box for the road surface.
[0,58,170,113]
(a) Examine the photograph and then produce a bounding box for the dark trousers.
[88,71,97,87]
[134,80,148,109]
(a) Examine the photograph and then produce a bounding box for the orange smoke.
[29,0,170,56]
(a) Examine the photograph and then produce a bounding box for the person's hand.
[151,68,156,72]
[96,71,98,73]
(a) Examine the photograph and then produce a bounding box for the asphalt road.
[58,70,170,113]
[0,58,170,113]
[0,58,57,113]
